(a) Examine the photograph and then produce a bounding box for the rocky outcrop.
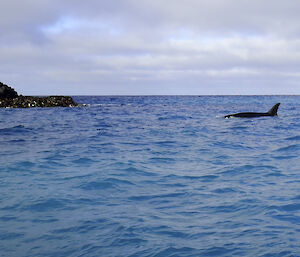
[0,82,18,99]
[0,82,78,108]
[0,95,78,108]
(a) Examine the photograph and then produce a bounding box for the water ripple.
[1,96,300,257]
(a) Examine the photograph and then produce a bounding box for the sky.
[1,0,300,95]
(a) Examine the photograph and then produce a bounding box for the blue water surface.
[1,96,300,257]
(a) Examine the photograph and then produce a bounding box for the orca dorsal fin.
[267,103,280,116]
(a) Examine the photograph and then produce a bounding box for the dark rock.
[0,82,79,108]
[0,82,18,99]
[0,95,79,108]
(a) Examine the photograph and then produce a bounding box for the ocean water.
[1,95,300,257]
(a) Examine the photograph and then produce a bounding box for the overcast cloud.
[1,0,300,95]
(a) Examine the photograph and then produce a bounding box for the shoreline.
[0,95,79,108]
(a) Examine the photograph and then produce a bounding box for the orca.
[224,103,280,118]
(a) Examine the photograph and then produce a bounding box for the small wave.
[24,199,67,212]
[271,214,300,225]
[79,181,115,191]
[110,237,147,247]
[0,232,24,240]
[1,139,26,144]
[151,246,234,257]
[51,224,99,235]
[269,203,300,212]
[15,161,36,168]
[163,174,218,182]
[201,246,234,256]
[129,192,186,201]
[105,178,134,186]
[213,187,238,194]
[89,103,123,107]
[281,203,300,212]
[285,135,300,141]
[154,140,177,146]
[0,125,34,135]
[275,144,300,152]
[149,157,175,163]
[229,125,248,130]
[198,175,219,182]
[72,157,96,165]
[220,164,256,175]
[154,229,189,238]
[79,177,134,190]
[158,115,187,121]
[32,218,59,223]
[151,246,197,257]
[0,216,17,222]
[212,204,243,213]
[220,164,278,176]
[123,167,158,177]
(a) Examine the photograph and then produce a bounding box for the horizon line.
[28,94,300,97]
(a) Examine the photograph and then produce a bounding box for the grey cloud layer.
[1,0,300,94]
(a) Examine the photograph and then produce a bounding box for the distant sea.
[1,95,300,257]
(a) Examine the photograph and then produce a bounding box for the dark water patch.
[1,203,21,211]
[270,214,300,225]
[151,247,198,257]
[220,165,256,176]
[158,115,187,121]
[275,144,300,152]
[265,171,285,177]
[32,218,59,223]
[210,204,243,214]
[59,173,93,181]
[220,164,279,177]
[202,246,234,256]
[269,203,300,212]
[79,181,115,191]
[272,155,298,160]
[153,140,177,146]
[2,161,38,174]
[260,251,294,257]
[198,175,219,182]
[0,232,24,240]
[129,192,186,201]
[2,138,26,144]
[0,125,35,135]
[229,125,249,131]
[72,157,96,165]
[122,166,158,177]
[212,140,253,150]
[96,121,114,128]
[110,237,147,247]
[158,181,187,188]
[51,224,99,234]
[15,161,36,169]
[24,199,68,212]
[154,229,189,238]
[280,203,300,212]
[0,215,17,221]
[43,153,68,161]
[149,157,176,163]
[285,135,300,141]
[105,178,135,186]
[175,210,200,217]
[213,187,239,194]
[39,160,68,169]
[77,245,104,257]
[163,174,219,182]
